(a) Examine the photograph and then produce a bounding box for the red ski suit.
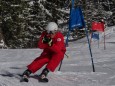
[27,31,66,73]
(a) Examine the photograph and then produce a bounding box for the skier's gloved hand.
[48,39,53,46]
[42,35,51,43]
[42,35,53,46]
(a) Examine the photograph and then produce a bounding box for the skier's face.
[47,30,56,38]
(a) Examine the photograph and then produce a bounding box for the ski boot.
[20,69,31,82]
[38,68,49,83]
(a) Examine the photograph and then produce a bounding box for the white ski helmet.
[46,22,58,32]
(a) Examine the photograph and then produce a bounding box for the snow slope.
[0,26,115,86]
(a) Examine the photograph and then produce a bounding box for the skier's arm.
[38,32,49,49]
[48,35,66,53]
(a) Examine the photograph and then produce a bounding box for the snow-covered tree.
[0,0,114,48]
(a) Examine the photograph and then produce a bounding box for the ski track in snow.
[0,26,115,86]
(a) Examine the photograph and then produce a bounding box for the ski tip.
[38,77,49,83]
[20,78,29,82]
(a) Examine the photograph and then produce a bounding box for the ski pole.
[58,53,69,71]
[58,60,62,71]
[65,53,69,58]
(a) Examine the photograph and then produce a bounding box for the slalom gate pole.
[98,32,99,48]
[90,32,92,47]
[85,27,95,72]
[65,30,70,47]
[104,31,106,50]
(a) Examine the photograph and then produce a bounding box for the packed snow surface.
[0,26,115,86]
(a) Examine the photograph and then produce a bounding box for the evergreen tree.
[0,0,114,48]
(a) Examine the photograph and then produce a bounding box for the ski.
[20,77,29,82]
[19,74,49,83]
[20,75,29,82]
[38,75,49,83]
[38,77,49,83]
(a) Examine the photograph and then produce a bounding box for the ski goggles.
[47,30,56,34]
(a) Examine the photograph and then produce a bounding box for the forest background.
[0,0,115,48]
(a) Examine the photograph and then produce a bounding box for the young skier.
[21,22,66,82]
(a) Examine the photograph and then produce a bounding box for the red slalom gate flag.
[91,22,105,32]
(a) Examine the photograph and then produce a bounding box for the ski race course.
[0,26,115,86]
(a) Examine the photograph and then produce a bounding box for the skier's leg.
[27,55,50,73]
[21,55,50,82]
[37,53,64,82]
[46,53,64,72]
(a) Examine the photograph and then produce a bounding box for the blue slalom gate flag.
[64,0,95,72]
[69,7,85,30]
[92,32,99,40]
